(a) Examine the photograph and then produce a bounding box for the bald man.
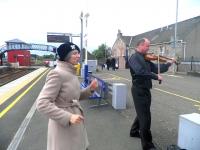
[128,38,175,150]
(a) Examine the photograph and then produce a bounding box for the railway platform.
[0,67,48,106]
[2,66,143,150]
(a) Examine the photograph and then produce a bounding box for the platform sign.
[47,33,71,43]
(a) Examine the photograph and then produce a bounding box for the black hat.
[56,42,80,61]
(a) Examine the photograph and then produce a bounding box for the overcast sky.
[0,0,199,53]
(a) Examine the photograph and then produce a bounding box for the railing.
[0,43,57,54]
[0,45,6,54]
[81,73,109,108]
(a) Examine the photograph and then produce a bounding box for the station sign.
[47,33,71,43]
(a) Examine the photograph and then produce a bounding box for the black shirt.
[128,51,171,89]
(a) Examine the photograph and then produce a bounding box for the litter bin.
[112,83,127,109]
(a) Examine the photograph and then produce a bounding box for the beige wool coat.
[36,61,92,150]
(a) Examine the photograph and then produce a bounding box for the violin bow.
[157,50,161,84]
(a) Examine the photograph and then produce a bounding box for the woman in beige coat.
[36,42,98,150]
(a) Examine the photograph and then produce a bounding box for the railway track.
[0,68,35,86]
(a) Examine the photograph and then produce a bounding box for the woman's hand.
[89,78,98,91]
[70,114,84,124]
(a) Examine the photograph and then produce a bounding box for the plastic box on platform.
[178,113,200,150]
[112,83,127,109]
[86,60,97,72]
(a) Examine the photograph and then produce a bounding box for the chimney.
[117,29,122,38]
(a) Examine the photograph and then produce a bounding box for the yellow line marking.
[167,75,183,78]
[102,78,115,80]
[104,72,183,81]
[162,74,184,78]
[0,68,48,105]
[102,77,121,80]
[98,73,199,108]
[154,88,200,104]
[104,73,131,81]
[194,105,200,110]
[0,69,49,119]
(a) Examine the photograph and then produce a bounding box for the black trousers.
[131,86,154,150]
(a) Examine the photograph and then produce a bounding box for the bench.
[81,73,109,108]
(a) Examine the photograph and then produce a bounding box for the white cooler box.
[112,83,127,109]
[178,113,200,150]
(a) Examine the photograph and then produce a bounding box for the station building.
[112,15,200,72]
[4,39,31,66]
[7,50,31,66]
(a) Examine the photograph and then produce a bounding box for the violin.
[144,53,177,64]
[144,53,177,84]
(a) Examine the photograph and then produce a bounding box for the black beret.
[56,42,80,61]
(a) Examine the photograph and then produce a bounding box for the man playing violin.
[128,38,176,150]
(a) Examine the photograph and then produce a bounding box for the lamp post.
[80,12,83,66]
[79,12,89,80]
[84,13,90,65]
[173,0,179,73]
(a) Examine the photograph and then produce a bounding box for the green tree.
[92,43,108,59]
[43,54,55,59]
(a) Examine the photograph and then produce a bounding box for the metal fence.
[177,56,200,72]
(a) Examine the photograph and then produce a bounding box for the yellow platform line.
[154,88,200,104]
[96,73,199,107]
[0,68,48,105]
[0,68,49,118]
[103,73,131,81]
[194,105,200,110]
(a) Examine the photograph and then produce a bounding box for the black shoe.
[130,130,140,138]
